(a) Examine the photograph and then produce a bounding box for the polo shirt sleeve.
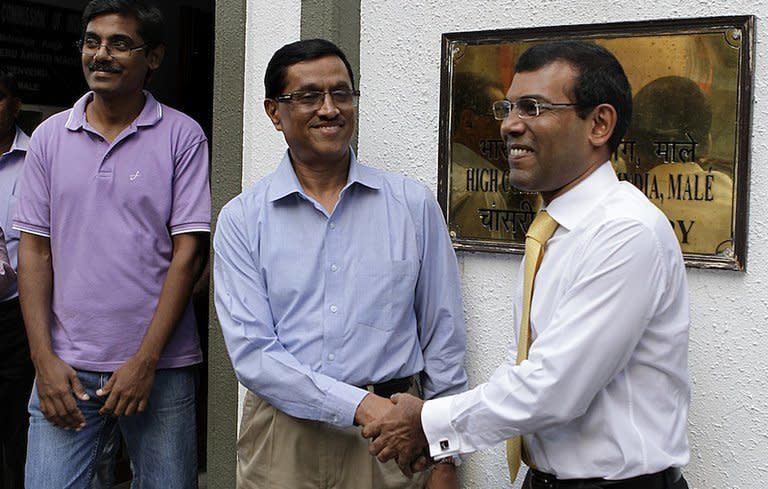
[12,136,51,238]
[169,136,211,235]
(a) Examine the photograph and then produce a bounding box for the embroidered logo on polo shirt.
[129,171,141,181]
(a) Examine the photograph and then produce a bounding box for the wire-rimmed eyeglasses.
[274,89,361,111]
[492,97,581,120]
[76,39,148,58]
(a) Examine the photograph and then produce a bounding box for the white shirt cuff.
[421,395,461,459]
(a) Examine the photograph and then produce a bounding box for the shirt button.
[328,353,335,361]
[330,264,338,272]
[330,305,338,313]
[329,221,336,229]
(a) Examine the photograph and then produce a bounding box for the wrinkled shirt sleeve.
[413,185,468,400]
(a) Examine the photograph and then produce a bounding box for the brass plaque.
[438,17,754,270]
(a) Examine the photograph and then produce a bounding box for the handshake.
[355,392,436,477]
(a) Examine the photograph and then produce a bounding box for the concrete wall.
[242,0,301,188]
[243,1,768,488]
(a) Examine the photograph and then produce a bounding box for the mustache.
[311,115,344,127]
[88,61,122,73]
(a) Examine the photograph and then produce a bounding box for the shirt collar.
[267,148,382,203]
[65,90,163,131]
[2,126,28,157]
[543,161,619,231]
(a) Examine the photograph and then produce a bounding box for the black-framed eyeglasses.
[492,98,581,120]
[274,89,361,110]
[76,39,148,58]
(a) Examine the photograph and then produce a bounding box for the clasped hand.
[358,392,432,476]
[96,354,157,417]
[33,352,157,430]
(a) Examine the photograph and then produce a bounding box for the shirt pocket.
[355,259,418,332]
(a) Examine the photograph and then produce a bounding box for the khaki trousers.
[237,391,428,489]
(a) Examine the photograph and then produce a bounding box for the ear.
[146,44,165,71]
[588,103,617,149]
[264,99,283,131]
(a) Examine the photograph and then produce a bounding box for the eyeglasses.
[274,89,360,110]
[76,38,148,58]
[492,98,581,120]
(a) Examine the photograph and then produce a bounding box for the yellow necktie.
[506,210,559,483]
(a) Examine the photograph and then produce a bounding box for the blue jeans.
[26,367,198,489]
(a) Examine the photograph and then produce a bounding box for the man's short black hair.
[0,69,19,98]
[265,39,355,99]
[515,41,632,152]
[81,0,165,49]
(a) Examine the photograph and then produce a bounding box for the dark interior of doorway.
[11,0,215,485]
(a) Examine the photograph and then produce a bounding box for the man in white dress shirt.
[363,41,690,489]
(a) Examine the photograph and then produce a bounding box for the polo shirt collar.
[64,90,163,131]
[2,126,28,157]
[267,148,382,202]
[543,161,618,232]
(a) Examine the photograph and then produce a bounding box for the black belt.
[0,296,20,312]
[359,375,414,398]
[529,467,683,489]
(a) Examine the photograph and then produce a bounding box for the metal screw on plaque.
[725,29,742,48]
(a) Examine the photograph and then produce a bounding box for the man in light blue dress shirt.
[214,39,468,489]
[0,69,33,489]
[0,228,15,293]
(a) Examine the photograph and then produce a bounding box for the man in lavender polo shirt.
[13,1,209,488]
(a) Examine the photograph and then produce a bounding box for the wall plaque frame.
[437,16,754,270]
